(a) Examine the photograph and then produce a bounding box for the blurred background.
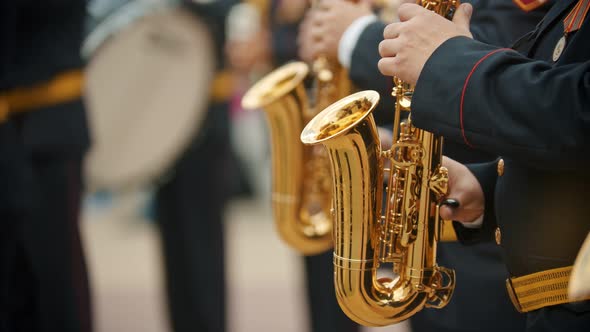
[82,179,410,332]
[81,0,409,330]
[2,0,409,331]
[81,0,409,331]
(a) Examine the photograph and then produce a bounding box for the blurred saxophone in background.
[300,0,459,325]
[241,1,352,255]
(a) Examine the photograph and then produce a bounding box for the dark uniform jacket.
[412,0,590,280]
[0,1,89,212]
[1,3,92,331]
[0,1,90,157]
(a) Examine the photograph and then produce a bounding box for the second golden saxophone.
[300,0,459,326]
[241,5,352,254]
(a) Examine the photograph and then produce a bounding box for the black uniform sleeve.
[1,0,86,89]
[451,160,498,244]
[349,20,395,125]
[412,36,590,170]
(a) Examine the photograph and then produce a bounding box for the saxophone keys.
[429,166,450,199]
[398,96,412,109]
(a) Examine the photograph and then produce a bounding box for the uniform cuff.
[338,14,378,69]
[458,213,484,229]
[452,160,498,245]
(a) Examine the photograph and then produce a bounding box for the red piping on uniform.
[460,48,511,147]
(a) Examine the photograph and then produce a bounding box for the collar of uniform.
[535,0,579,40]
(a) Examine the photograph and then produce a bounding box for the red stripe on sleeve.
[460,48,511,148]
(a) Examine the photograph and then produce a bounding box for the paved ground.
[82,195,410,332]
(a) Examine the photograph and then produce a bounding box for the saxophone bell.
[241,62,334,255]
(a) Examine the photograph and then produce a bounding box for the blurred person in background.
[228,1,362,331]
[225,0,272,196]
[153,1,242,332]
[0,1,92,332]
[298,0,551,331]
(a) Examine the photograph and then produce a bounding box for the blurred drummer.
[153,1,244,332]
[0,1,92,331]
[227,1,362,331]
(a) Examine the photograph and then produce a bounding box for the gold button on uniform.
[497,158,505,176]
[495,227,502,245]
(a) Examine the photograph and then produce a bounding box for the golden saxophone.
[300,0,459,325]
[241,2,352,255]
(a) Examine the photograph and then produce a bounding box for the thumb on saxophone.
[439,156,485,224]
[452,3,473,31]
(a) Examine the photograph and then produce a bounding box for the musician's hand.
[439,156,484,224]
[379,0,421,23]
[276,0,308,24]
[298,0,373,62]
[378,2,473,84]
[377,127,393,151]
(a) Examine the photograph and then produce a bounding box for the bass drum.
[83,0,214,191]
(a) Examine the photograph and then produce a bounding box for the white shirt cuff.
[459,214,484,229]
[337,14,378,69]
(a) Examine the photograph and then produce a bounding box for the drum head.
[84,7,214,191]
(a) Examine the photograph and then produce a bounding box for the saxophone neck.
[311,56,352,114]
